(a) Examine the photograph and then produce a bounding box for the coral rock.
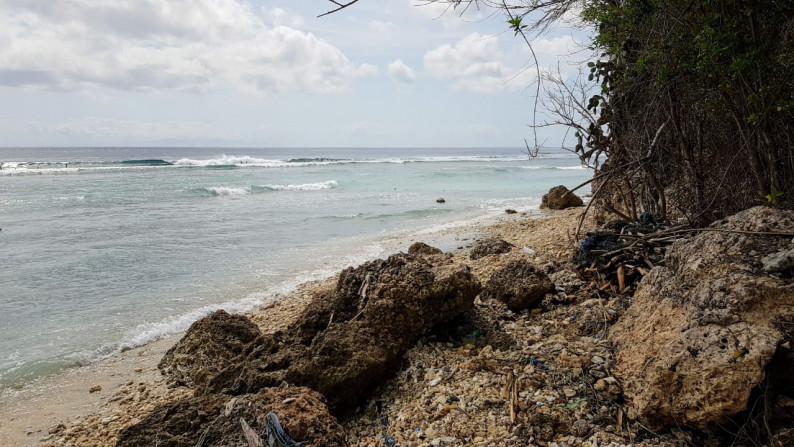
[408,242,443,256]
[163,253,481,412]
[540,185,584,210]
[469,238,514,260]
[480,259,554,311]
[609,206,794,430]
[158,310,261,389]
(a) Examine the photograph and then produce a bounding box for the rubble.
[117,387,345,447]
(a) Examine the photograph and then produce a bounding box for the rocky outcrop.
[117,387,345,447]
[480,259,555,311]
[540,185,584,210]
[408,241,443,256]
[609,206,794,430]
[469,238,514,260]
[158,310,261,389]
[160,253,481,412]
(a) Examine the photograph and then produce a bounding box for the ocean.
[0,147,591,392]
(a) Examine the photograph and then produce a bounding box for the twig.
[666,227,794,238]
[575,172,612,240]
[318,0,359,17]
[502,370,518,425]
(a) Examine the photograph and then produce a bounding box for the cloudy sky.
[0,0,590,147]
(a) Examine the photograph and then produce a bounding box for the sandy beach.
[1,208,596,446]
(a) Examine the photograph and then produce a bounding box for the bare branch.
[318,0,360,18]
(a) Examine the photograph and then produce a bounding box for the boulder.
[408,241,443,256]
[158,310,261,388]
[480,259,555,311]
[609,206,794,430]
[162,253,481,412]
[469,238,514,260]
[117,387,345,447]
[540,185,584,210]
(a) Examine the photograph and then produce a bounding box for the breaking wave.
[189,181,338,197]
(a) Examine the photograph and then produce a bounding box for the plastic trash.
[265,412,305,447]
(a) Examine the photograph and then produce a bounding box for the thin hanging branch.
[318,0,360,18]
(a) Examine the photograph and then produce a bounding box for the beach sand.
[1,208,597,447]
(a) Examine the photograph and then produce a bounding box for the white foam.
[556,165,589,170]
[173,155,283,167]
[204,186,249,196]
[118,293,267,351]
[262,180,338,191]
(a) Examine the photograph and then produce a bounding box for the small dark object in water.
[505,209,517,214]
[436,198,446,203]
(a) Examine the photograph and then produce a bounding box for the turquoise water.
[0,147,591,391]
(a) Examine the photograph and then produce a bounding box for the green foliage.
[507,16,527,35]
[574,0,794,222]
[767,189,784,206]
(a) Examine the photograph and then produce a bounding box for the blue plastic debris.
[265,412,305,447]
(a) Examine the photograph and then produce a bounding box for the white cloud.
[409,0,484,29]
[0,0,374,95]
[423,32,534,93]
[532,35,580,61]
[261,6,305,28]
[387,60,416,84]
[369,20,397,31]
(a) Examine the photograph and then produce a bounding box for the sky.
[0,0,592,147]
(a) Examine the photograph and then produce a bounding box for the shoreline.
[0,207,587,447]
[1,203,518,395]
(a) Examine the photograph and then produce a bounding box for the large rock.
[117,387,345,447]
[480,259,555,311]
[609,206,794,430]
[469,238,514,260]
[162,253,481,412]
[158,310,261,389]
[541,185,584,210]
